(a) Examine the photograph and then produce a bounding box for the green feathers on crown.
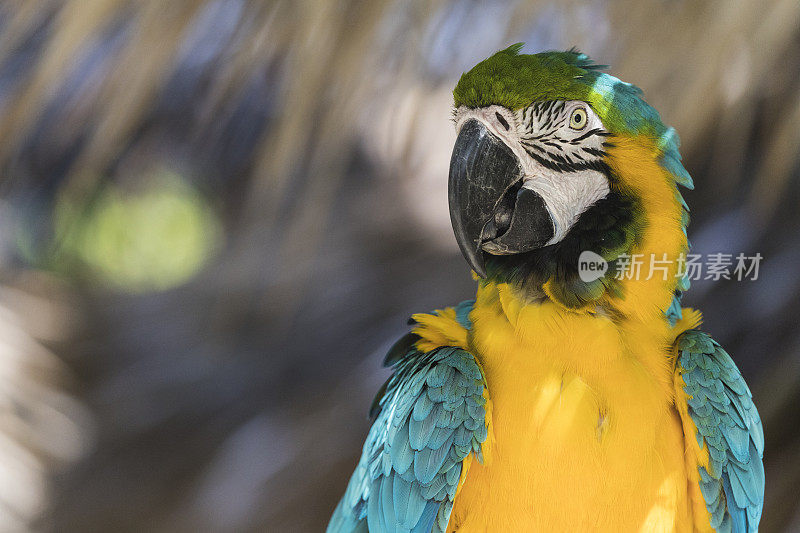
[453,44,598,110]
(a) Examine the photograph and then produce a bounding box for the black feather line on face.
[582,147,605,157]
[545,102,556,123]
[542,140,564,151]
[521,141,548,154]
[523,147,611,175]
[571,128,608,142]
[547,150,573,165]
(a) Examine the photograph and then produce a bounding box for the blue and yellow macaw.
[328,45,764,532]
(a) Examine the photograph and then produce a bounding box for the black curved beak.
[448,119,555,277]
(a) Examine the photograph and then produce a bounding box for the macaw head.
[449,44,693,312]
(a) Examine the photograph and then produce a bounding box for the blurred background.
[0,0,798,531]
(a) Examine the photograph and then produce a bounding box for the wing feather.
[674,329,764,533]
[328,303,489,533]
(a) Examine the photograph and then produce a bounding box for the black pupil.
[575,112,583,123]
[496,112,510,130]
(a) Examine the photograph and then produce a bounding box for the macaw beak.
[448,119,555,278]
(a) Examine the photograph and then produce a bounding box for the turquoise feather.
[328,302,489,533]
[454,300,475,329]
[676,329,764,533]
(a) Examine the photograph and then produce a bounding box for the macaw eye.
[569,107,588,130]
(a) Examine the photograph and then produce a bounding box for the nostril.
[495,112,510,131]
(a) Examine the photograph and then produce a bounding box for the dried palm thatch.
[0,0,798,531]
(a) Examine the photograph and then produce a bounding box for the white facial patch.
[522,168,609,244]
[453,101,611,245]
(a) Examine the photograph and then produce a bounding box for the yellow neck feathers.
[601,134,689,321]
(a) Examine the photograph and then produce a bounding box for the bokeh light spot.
[54,171,221,293]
